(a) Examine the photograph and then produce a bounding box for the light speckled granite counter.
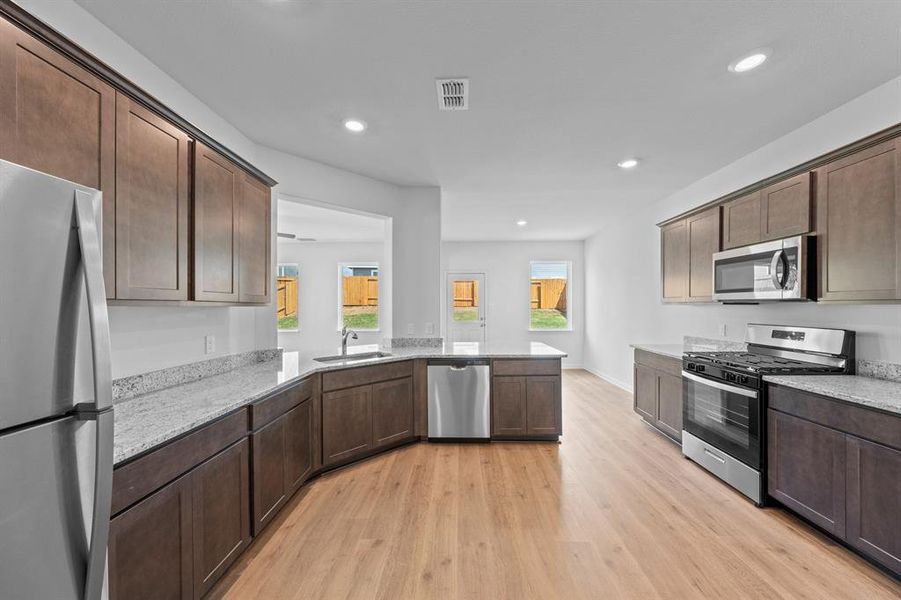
[630,336,747,360]
[630,343,684,360]
[764,375,901,416]
[114,342,567,465]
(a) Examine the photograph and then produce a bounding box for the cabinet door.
[767,410,846,536]
[846,436,901,575]
[115,94,190,300]
[760,172,812,241]
[322,386,372,466]
[0,19,116,296]
[284,398,314,492]
[817,139,901,301]
[238,173,271,303]
[492,376,526,436]
[194,142,240,302]
[722,191,762,250]
[251,416,287,535]
[191,439,250,599]
[525,376,560,435]
[108,474,193,600]
[633,364,658,422]
[687,207,721,301]
[656,372,682,440]
[371,377,414,448]
[660,219,689,302]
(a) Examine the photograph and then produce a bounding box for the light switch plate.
[205,334,215,354]
[407,323,415,334]
[425,322,434,335]
[719,323,727,337]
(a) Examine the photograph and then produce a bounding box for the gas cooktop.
[684,351,845,375]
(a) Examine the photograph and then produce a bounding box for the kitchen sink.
[314,351,392,363]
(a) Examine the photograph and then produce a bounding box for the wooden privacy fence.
[277,276,298,318]
[453,280,479,307]
[343,276,379,306]
[531,278,567,310]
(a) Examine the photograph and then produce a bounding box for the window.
[529,261,571,330]
[277,264,299,331]
[340,263,379,330]
[451,278,480,322]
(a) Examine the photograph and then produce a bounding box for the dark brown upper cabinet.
[194,142,241,302]
[687,207,721,301]
[115,94,190,300]
[238,173,271,303]
[0,18,117,296]
[661,207,720,303]
[660,219,689,302]
[817,138,901,302]
[722,191,762,250]
[760,172,812,241]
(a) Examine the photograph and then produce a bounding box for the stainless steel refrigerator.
[0,160,113,600]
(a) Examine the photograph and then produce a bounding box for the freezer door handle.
[83,409,114,600]
[74,190,112,413]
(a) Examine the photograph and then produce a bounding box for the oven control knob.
[687,363,696,371]
[725,372,735,382]
[738,375,749,385]
[696,365,706,373]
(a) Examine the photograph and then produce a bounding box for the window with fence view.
[530,261,570,330]
[277,264,299,331]
[341,264,379,330]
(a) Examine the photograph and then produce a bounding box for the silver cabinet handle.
[82,409,114,600]
[74,190,112,413]
[703,447,726,464]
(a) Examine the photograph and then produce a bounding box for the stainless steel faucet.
[341,327,358,356]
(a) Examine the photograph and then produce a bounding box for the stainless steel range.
[681,324,855,505]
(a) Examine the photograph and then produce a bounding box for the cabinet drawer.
[633,349,682,377]
[112,409,248,515]
[250,377,314,430]
[767,384,901,451]
[492,359,560,376]
[322,360,412,392]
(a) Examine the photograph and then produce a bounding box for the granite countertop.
[630,343,684,360]
[114,342,567,465]
[763,375,901,417]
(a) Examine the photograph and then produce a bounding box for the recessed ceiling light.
[728,51,769,73]
[516,219,528,227]
[343,118,367,133]
[617,158,639,169]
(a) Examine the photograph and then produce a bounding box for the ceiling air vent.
[436,78,469,111]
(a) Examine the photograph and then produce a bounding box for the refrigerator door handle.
[74,189,113,413]
[83,409,114,600]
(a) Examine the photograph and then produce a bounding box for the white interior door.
[446,273,486,344]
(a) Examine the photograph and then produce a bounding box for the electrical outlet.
[425,322,434,335]
[204,335,215,354]
[406,323,415,335]
[719,323,727,337]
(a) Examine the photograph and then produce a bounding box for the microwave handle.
[770,250,787,289]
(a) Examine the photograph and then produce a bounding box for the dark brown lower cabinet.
[767,384,901,577]
[633,350,682,442]
[767,409,846,536]
[371,377,414,447]
[109,473,193,600]
[284,399,314,492]
[845,435,901,574]
[491,373,561,439]
[109,439,250,600]
[322,385,372,466]
[191,439,251,599]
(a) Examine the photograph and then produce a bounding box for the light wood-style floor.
[210,370,900,599]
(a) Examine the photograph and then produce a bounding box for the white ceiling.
[77,0,901,240]
[278,199,386,242]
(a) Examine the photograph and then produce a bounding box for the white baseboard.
[581,366,633,393]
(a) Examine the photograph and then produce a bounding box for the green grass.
[278,315,298,330]
[530,308,568,330]
[453,307,479,322]
[343,306,378,330]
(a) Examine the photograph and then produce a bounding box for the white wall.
[441,241,584,367]
[276,241,387,355]
[20,1,442,377]
[584,76,901,390]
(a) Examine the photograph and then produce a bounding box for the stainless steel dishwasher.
[427,359,490,440]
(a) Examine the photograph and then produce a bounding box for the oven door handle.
[682,371,759,398]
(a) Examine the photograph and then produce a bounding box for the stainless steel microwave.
[712,235,814,302]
